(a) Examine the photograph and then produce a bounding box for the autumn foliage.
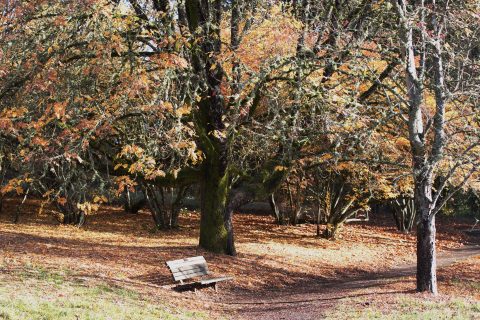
[0,0,479,296]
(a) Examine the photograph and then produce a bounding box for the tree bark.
[185,0,231,253]
[224,188,253,256]
[395,0,440,295]
[269,193,283,225]
[199,159,229,253]
[392,197,416,233]
[416,214,438,294]
[316,203,321,237]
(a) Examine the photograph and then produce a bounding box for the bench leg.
[214,282,218,292]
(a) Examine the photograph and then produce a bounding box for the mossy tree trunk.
[185,0,231,254]
[185,0,289,255]
[198,155,230,253]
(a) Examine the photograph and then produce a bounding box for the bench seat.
[166,256,232,291]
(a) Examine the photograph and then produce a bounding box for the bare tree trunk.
[223,189,250,256]
[416,214,437,294]
[316,202,321,237]
[269,193,283,225]
[286,181,297,225]
[413,3,447,293]
[392,197,416,233]
[395,0,440,294]
[124,188,146,214]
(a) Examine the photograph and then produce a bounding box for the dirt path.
[214,244,480,320]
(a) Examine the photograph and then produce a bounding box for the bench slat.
[172,269,209,281]
[173,270,206,279]
[175,274,205,281]
[166,256,205,268]
[172,266,208,276]
[169,264,208,278]
[167,259,205,268]
[167,257,209,281]
[171,263,208,272]
[166,256,233,286]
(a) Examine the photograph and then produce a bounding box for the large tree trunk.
[416,214,437,294]
[197,94,230,253]
[185,0,231,254]
[412,164,438,294]
[199,159,229,253]
[414,173,438,294]
[395,0,439,295]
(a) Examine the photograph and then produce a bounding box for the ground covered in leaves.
[0,198,478,319]
[324,255,480,320]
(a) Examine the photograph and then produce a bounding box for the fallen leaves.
[0,197,476,297]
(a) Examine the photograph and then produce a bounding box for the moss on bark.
[199,160,229,253]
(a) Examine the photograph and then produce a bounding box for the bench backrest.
[166,256,209,282]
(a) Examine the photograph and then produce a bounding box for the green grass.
[0,266,208,320]
[451,279,480,293]
[326,295,480,320]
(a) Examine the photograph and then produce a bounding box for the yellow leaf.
[212,130,226,139]
[162,101,173,113]
[175,104,191,117]
[172,168,180,179]
[15,186,23,195]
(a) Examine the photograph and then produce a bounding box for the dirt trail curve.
[214,244,480,320]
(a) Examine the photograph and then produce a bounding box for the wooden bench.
[166,256,232,291]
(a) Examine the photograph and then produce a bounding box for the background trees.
[0,0,478,295]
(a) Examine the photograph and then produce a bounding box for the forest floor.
[0,197,479,319]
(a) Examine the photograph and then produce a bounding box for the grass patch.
[17,265,72,285]
[326,294,480,320]
[0,266,208,320]
[450,279,480,293]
